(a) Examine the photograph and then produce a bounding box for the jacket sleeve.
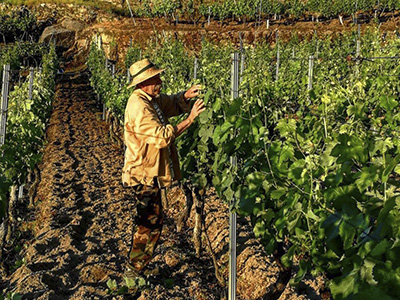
[126,99,176,149]
[157,91,191,118]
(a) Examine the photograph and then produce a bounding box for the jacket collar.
[134,88,154,101]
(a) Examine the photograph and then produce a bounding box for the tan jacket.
[122,88,190,188]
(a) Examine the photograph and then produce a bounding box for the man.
[122,58,205,278]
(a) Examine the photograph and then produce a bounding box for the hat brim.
[127,68,165,88]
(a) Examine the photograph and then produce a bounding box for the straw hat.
[127,59,164,88]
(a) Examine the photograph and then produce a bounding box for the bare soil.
[0,70,326,299]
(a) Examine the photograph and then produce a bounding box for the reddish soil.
[59,9,400,71]
[0,70,326,299]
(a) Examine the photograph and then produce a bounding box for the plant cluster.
[87,42,132,118]
[199,0,400,19]
[88,30,400,299]
[0,45,58,219]
[127,0,400,21]
[0,8,39,43]
[0,42,49,71]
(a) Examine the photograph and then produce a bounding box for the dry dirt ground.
[0,69,327,299]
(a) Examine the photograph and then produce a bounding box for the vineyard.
[88,28,400,299]
[1,2,400,300]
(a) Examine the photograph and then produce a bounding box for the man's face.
[141,74,162,97]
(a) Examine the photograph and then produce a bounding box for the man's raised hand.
[184,84,202,100]
[188,99,206,122]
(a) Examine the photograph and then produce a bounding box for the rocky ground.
[0,69,327,299]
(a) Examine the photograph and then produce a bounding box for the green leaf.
[374,138,394,155]
[305,209,320,221]
[212,121,233,145]
[339,220,356,250]
[380,95,398,111]
[370,239,391,257]
[382,154,400,182]
[124,276,136,288]
[288,159,306,181]
[330,273,357,299]
[276,118,297,137]
[331,134,367,163]
[292,259,309,284]
[355,165,379,192]
[280,245,296,268]
[360,259,377,285]
[107,279,117,290]
[226,97,242,118]
[246,172,265,191]
[198,108,212,124]
[270,187,287,199]
[377,197,396,224]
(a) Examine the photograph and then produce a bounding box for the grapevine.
[88,29,400,299]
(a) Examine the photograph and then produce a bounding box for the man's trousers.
[128,185,163,272]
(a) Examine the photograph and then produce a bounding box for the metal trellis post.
[308,55,314,90]
[276,31,280,82]
[0,64,10,146]
[28,67,34,100]
[231,53,239,99]
[194,57,198,80]
[356,40,361,77]
[18,185,24,200]
[228,157,237,300]
[229,53,239,300]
